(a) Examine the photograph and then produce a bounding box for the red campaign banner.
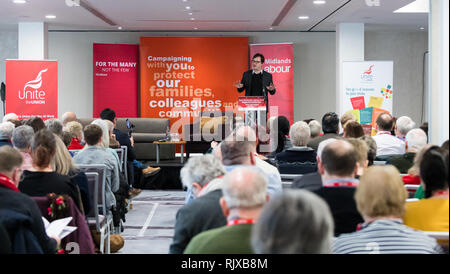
[250,43,294,124]
[5,60,58,120]
[93,43,139,118]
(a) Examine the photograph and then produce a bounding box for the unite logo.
[361,65,374,82]
[18,68,47,103]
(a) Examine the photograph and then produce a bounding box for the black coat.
[0,186,57,253]
[292,172,323,192]
[237,70,276,98]
[169,189,227,254]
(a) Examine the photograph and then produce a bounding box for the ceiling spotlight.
[298,16,309,20]
[190,18,195,20]
[118,26,122,30]
[45,15,56,19]
[313,0,326,4]
[269,27,273,30]
[194,27,198,30]
[419,27,425,30]
[185,6,191,10]
[188,12,193,15]
[13,0,27,4]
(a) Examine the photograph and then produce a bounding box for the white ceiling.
[0,0,428,32]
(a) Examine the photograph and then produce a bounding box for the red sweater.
[68,137,84,150]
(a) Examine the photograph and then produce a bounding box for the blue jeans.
[133,160,147,169]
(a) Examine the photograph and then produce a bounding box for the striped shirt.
[332,219,443,254]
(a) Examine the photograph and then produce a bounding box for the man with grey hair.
[2,113,18,123]
[0,122,15,147]
[222,126,282,196]
[45,118,63,137]
[309,120,322,139]
[387,128,428,173]
[275,121,316,163]
[61,111,77,126]
[11,125,35,171]
[170,155,227,254]
[395,116,416,142]
[292,138,337,191]
[251,189,334,254]
[184,167,268,254]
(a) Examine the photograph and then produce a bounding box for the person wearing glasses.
[234,53,276,124]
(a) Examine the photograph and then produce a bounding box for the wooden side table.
[153,140,187,164]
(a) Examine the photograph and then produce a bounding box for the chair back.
[277,161,317,175]
[113,147,124,172]
[77,165,107,218]
[84,172,101,231]
[424,231,449,254]
[120,145,128,183]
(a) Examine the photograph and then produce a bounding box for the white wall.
[1,29,428,125]
[365,30,428,125]
[0,30,18,120]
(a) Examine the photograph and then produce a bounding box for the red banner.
[250,43,294,124]
[5,60,58,120]
[93,43,139,118]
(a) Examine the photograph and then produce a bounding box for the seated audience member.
[73,124,119,214]
[61,131,72,148]
[61,112,77,127]
[252,189,334,254]
[403,145,433,199]
[23,116,45,133]
[333,166,443,254]
[0,146,59,254]
[339,112,355,136]
[0,223,11,254]
[292,138,337,191]
[170,155,227,254]
[308,120,322,139]
[9,119,22,128]
[2,113,18,123]
[51,135,91,215]
[275,121,316,163]
[343,121,364,139]
[100,108,159,197]
[395,116,416,142]
[184,167,268,254]
[65,121,85,150]
[404,146,449,232]
[308,112,340,151]
[19,129,81,210]
[346,138,369,177]
[359,136,377,166]
[267,116,292,157]
[44,118,63,137]
[441,139,449,152]
[373,113,405,156]
[221,127,282,197]
[0,122,15,147]
[312,139,363,236]
[11,125,35,171]
[387,128,428,174]
[104,120,121,149]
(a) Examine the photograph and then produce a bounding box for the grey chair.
[84,171,110,254]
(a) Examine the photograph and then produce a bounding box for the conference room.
[0,0,448,263]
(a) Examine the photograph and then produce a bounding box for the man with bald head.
[184,167,269,254]
[373,113,405,156]
[61,112,77,126]
[313,139,364,236]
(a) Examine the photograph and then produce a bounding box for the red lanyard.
[377,132,392,136]
[433,190,449,197]
[323,181,358,188]
[227,219,255,226]
[0,173,19,192]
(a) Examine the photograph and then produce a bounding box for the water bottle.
[166,125,171,141]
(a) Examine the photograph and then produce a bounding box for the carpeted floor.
[115,190,186,254]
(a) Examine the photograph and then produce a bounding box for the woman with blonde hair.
[51,135,90,214]
[332,165,443,254]
[66,121,84,150]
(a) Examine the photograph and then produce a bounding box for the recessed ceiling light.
[45,15,56,19]
[269,27,273,30]
[118,26,122,30]
[313,0,326,4]
[194,27,198,30]
[185,6,191,10]
[190,18,195,20]
[13,0,27,4]
[420,27,425,30]
[298,16,309,20]
[188,12,193,16]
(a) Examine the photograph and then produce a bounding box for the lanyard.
[323,178,359,188]
[377,131,392,136]
[227,219,255,226]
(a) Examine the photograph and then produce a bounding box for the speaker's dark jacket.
[237,70,276,98]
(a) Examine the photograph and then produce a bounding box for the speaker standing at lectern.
[234,53,276,125]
